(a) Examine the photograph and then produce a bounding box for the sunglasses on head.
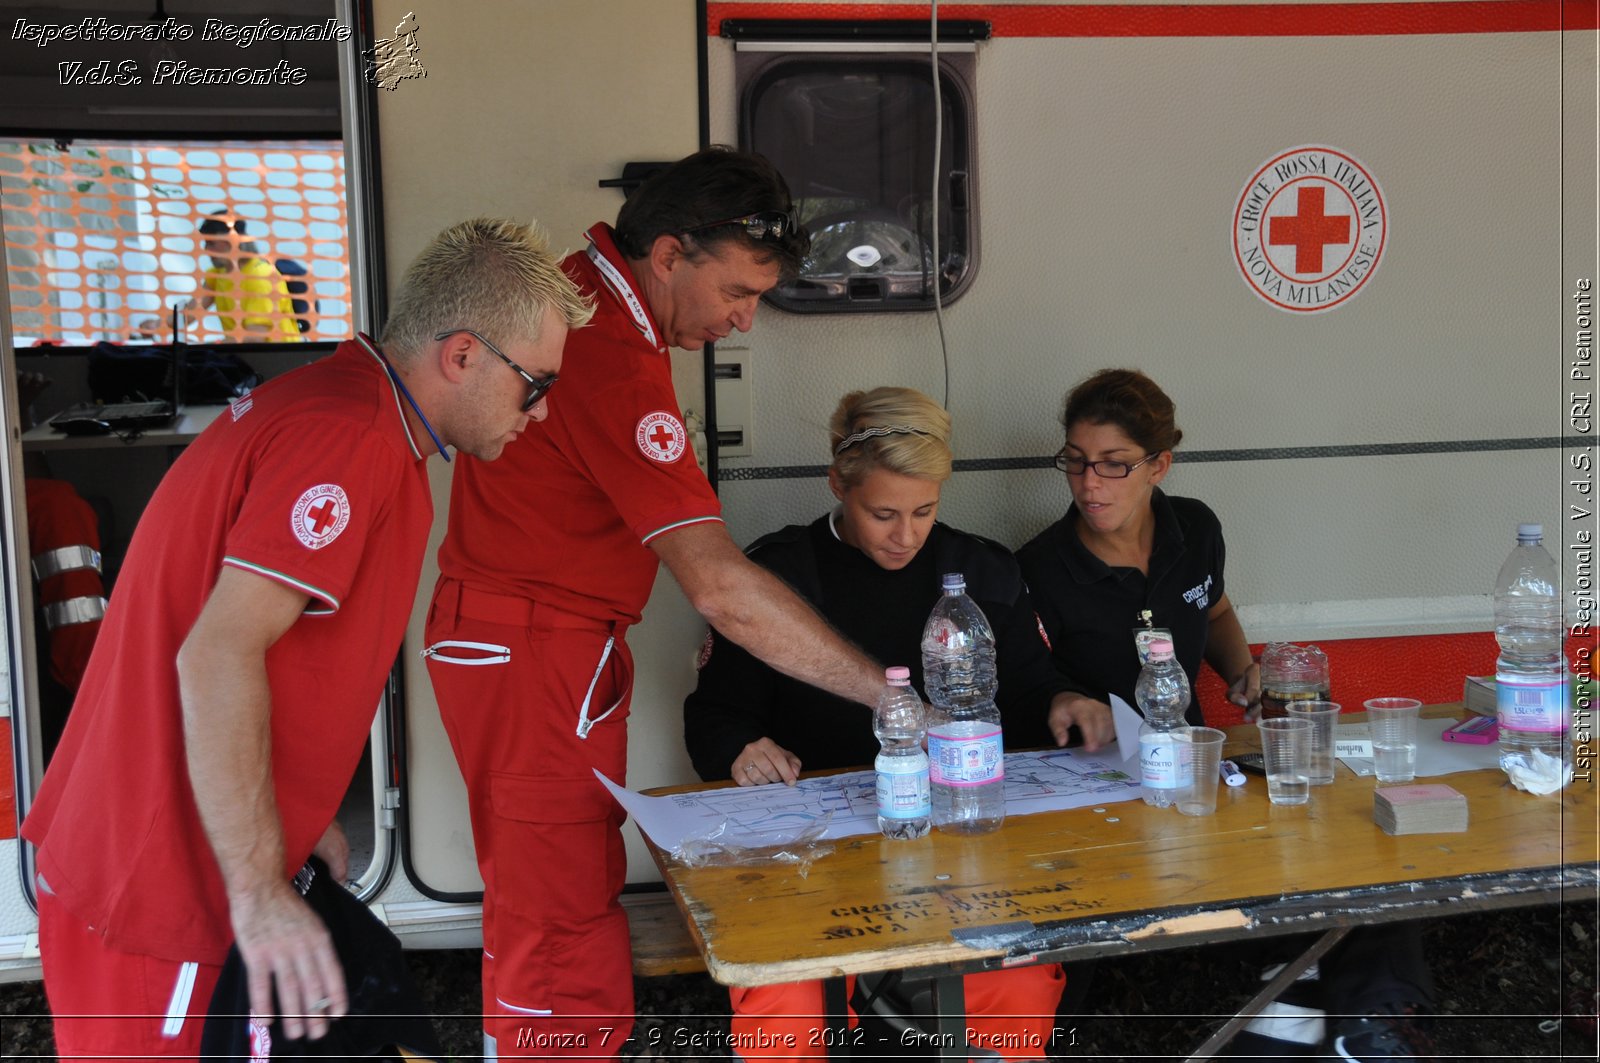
[682,210,796,242]
[198,217,247,237]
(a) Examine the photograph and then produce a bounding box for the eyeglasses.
[683,210,796,242]
[435,329,557,412]
[1053,449,1162,479]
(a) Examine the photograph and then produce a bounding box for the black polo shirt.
[1016,490,1226,726]
[682,515,1074,781]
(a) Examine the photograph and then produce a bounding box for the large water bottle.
[1135,638,1192,807]
[921,572,1005,834]
[1494,523,1571,784]
[874,666,931,840]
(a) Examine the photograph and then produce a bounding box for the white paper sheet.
[1335,717,1502,777]
[1109,693,1143,762]
[597,746,1142,852]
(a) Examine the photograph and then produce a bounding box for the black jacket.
[683,515,1075,781]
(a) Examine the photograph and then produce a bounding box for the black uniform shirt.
[683,514,1074,781]
[1016,490,1226,726]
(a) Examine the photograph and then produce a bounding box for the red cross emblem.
[291,484,351,549]
[306,498,340,535]
[1268,186,1351,274]
[635,411,689,464]
[1234,146,1386,314]
[648,423,678,452]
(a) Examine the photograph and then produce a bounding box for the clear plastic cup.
[1257,716,1313,805]
[1287,700,1341,785]
[1364,697,1422,784]
[1175,727,1228,816]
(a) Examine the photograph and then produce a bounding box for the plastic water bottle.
[1135,638,1192,808]
[1494,524,1571,781]
[921,573,1005,834]
[874,667,931,839]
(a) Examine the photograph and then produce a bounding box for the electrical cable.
[929,0,951,410]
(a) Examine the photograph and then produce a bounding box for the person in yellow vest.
[191,212,302,341]
[138,211,302,341]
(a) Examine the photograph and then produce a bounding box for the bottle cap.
[941,572,966,593]
[1148,638,1175,660]
[1517,523,1542,543]
[885,666,911,684]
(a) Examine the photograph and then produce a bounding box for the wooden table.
[645,706,1598,1058]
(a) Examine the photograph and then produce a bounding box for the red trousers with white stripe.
[37,887,221,1061]
[730,964,1065,1062]
[426,579,635,1060]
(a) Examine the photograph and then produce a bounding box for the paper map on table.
[597,747,1140,852]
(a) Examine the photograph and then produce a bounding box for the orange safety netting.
[2,139,353,346]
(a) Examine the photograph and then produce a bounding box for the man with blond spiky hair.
[24,217,590,1061]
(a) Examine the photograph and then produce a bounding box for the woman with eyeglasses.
[1014,368,1258,735]
[1017,369,1440,1057]
[684,386,1105,1060]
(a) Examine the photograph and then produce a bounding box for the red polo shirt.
[437,224,722,624]
[23,338,433,964]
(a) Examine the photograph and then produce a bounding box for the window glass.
[2,138,351,345]
[741,55,976,312]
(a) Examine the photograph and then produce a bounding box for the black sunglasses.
[435,329,557,412]
[683,210,796,242]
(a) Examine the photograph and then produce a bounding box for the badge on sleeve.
[636,411,688,464]
[291,484,351,550]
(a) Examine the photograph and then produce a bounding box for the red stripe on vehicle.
[708,2,1599,37]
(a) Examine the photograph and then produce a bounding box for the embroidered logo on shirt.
[636,411,687,464]
[695,628,715,670]
[291,484,351,550]
[230,394,254,421]
[1182,575,1213,610]
[248,1017,272,1061]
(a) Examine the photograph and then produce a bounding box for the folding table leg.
[823,975,851,1059]
[1184,926,1351,1062]
[930,973,968,1063]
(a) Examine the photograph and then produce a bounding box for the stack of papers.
[1373,784,1468,835]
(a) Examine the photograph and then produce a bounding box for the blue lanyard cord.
[367,335,452,463]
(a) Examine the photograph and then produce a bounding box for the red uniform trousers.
[425,579,635,1060]
[730,964,1065,1062]
[38,886,222,1061]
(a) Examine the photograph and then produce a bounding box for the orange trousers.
[729,964,1064,1061]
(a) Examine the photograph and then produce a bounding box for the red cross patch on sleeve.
[635,411,688,464]
[291,484,351,550]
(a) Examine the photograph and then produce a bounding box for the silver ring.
[309,997,331,1012]
[745,764,757,775]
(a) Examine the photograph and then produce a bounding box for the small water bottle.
[874,667,931,840]
[921,573,1005,834]
[1494,523,1571,787]
[1136,639,1192,808]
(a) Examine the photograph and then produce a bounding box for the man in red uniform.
[23,217,592,1061]
[427,149,885,1058]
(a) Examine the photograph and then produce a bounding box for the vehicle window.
[2,138,351,345]
[739,53,978,313]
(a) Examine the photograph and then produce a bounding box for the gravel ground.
[3,900,1596,1060]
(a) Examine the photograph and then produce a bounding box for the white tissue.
[1504,748,1574,795]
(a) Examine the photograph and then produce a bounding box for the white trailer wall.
[373,1,1596,888]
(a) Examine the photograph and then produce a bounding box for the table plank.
[647,708,1598,987]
